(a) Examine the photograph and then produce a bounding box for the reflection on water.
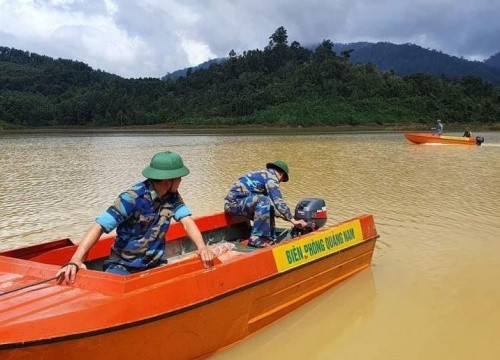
[1,131,499,359]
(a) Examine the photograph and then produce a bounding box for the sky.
[1,0,499,79]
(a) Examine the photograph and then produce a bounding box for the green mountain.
[161,58,227,81]
[340,42,500,84]
[1,28,499,128]
[166,42,500,84]
[485,52,500,70]
[0,46,165,127]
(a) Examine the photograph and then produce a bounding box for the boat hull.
[404,132,482,145]
[0,213,378,359]
[2,240,375,360]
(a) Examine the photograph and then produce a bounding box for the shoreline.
[1,122,499,135]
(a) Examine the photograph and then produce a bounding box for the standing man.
[431,119,444,135]
[224,161,307,248]
[58,151,214,283]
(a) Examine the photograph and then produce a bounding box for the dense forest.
[335,42,500,84]
[165,42,500,84]
[1,27,499,128]
[485,52,500,70]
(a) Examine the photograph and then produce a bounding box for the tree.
[314,39,336,62]
[341,49,354,60]
[267,26,288,49]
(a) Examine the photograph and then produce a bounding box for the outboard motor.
[291,198,327,238]
[475,136,484,146]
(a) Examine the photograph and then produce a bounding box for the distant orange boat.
[404,132,484,145]
[0,208,378,359]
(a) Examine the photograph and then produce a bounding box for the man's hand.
[180,216,215,269]
[55,223,104,285]
[291,218,308,228]
[198,247,215,269]
[57,261,87,284]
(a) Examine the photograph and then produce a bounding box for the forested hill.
[162,58,227,81]
[485,52,500,70]
[1,27,499,128]
[337,42,500,84]
[167,42,500,84]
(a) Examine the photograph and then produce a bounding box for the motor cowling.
[291,198,327,237]
[475,136,484,146]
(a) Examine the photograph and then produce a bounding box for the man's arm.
[266,180,293,220]
[267,178,307,228]
[179,216,214,268]
[57,223,105,284]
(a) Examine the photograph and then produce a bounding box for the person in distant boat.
[57,151,214,284]
[224,161,307,248]
[463,128,472,138]
[431,119,444,135]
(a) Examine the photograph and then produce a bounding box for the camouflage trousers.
[224,194,274,238]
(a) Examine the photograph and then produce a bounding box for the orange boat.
[0,205,378,359]
[404,132,484,145]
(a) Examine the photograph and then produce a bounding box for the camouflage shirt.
[96,180,191,270]
[225,168,293,221]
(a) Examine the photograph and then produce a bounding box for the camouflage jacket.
[225,168,293,221]
[96,180,191,269]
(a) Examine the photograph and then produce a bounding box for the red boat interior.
[0,213,254,267]
[0,214,263,297]
[0,212,306,287]
[0,212,317,303]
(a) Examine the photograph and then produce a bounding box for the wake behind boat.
[0,199,378,359]
[404,132,484,145]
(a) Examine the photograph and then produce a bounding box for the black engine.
[290,198,327,237]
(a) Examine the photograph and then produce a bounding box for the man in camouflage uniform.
[57,151,214,283]
[431,119,444,135]
[224,161,307,247]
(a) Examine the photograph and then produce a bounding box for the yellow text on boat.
[272,219,363,272]
[440,136,470,141]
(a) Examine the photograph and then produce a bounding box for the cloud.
[0,0,498,78]
[180,36,216,66]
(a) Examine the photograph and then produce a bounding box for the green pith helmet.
[142,151,190,180]
[266,160,289,182]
